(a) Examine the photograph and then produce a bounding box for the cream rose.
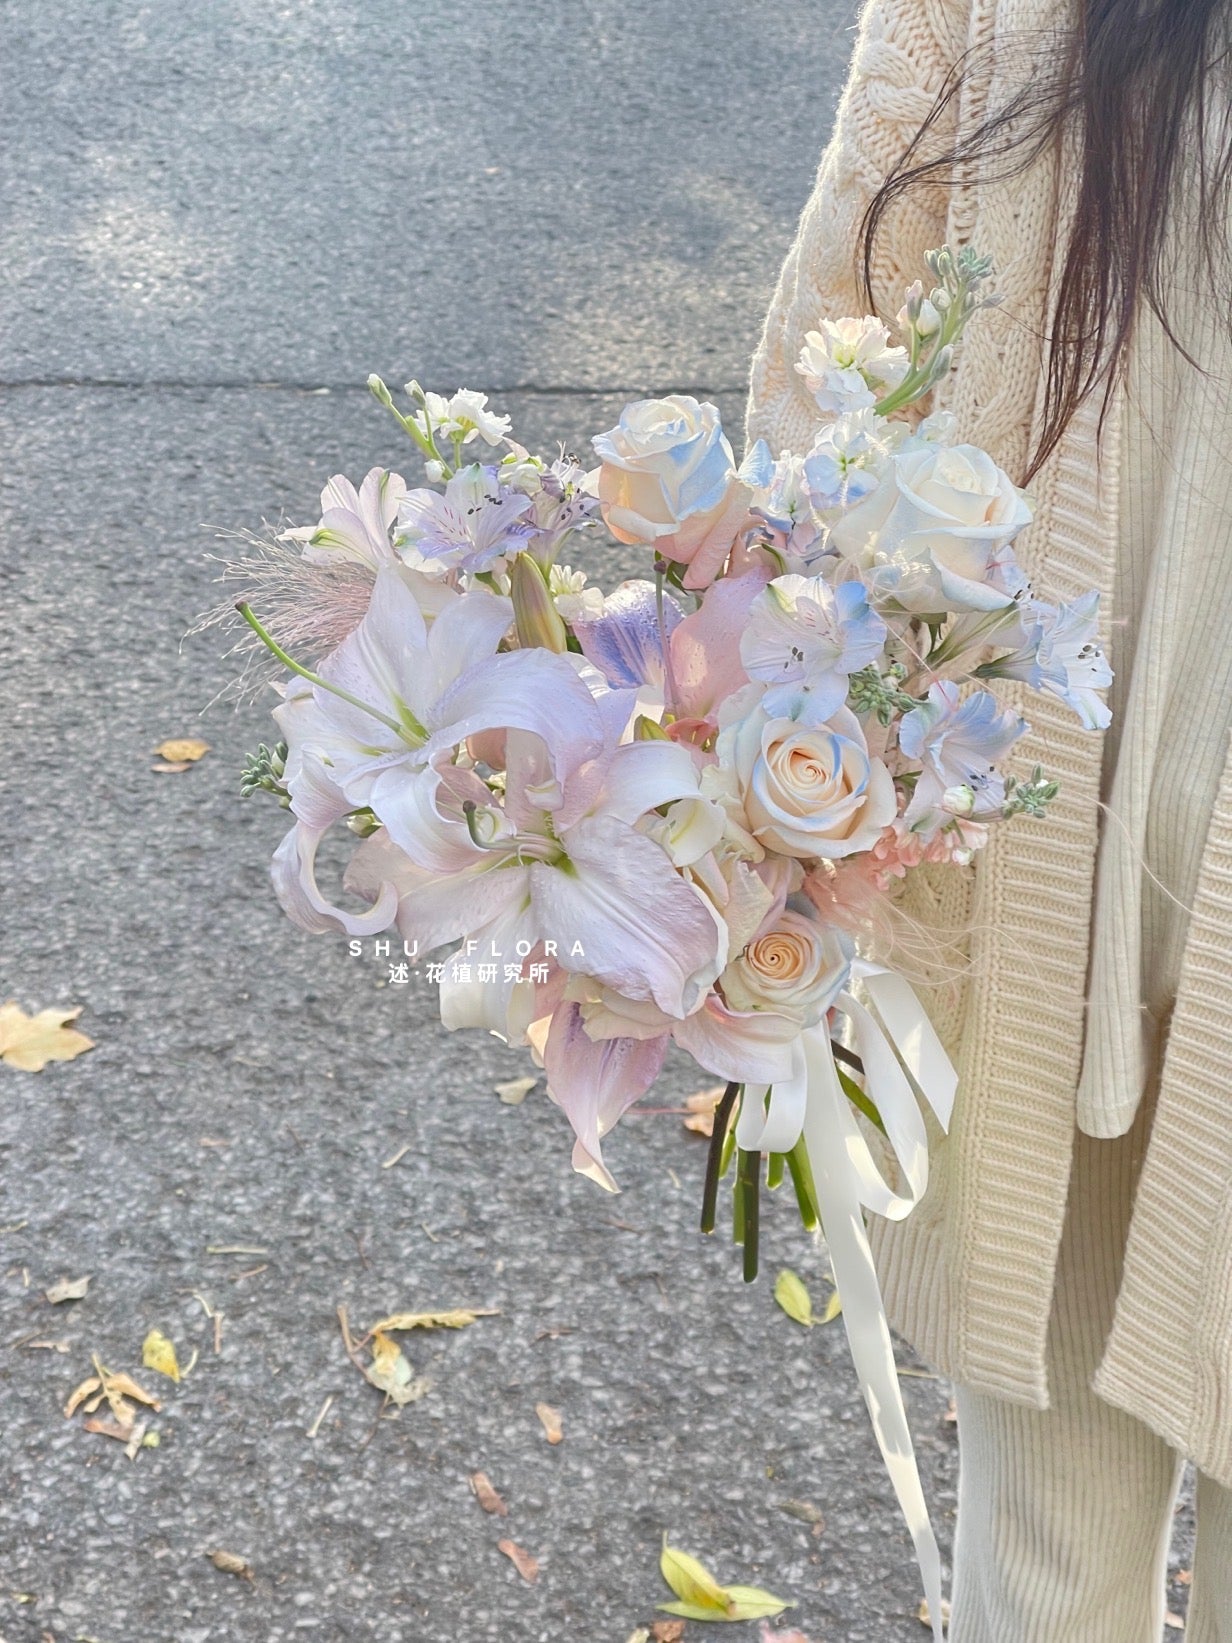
[591,396,753,589]
[721,908,852,1029]
[723,702,897,860]
[829,441,1033,615]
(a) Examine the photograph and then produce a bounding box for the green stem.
[737,1147,761,1283]
[700,1081,741,1235]
[838,1066,888,1137]
[235,603,411,741]
[785,1136,820,1232]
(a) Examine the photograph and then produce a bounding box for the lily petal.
[543,1001,669,1191]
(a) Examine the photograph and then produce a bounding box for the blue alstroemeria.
[572,578,684,690]
[979,590,1112,730]
[899,680,1027,828]
[397,463,536,574]
[740,574,887,716]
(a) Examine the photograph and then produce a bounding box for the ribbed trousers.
[948,1098,1232,1642]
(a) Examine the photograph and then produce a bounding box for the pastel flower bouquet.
[217,247,1110,1629]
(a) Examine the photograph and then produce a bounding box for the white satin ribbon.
[735,967,957,1642]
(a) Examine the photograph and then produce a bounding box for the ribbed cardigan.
[747,0,1232,1485]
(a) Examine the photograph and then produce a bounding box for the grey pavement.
[0,4,1196,1642]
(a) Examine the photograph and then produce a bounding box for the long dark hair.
[861,0,1232,479]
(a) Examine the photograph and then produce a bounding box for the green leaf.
[774,1268,814,1328]
[724,1584,791,1619]
[821,1287,843,1324]
[659,1542,733,1616]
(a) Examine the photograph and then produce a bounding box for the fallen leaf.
[103,1369,161,1410]
[151,760,192,773]
[64,1376,103,1418]
[917,1597,952,1629]
[123,1419,149,1460]
[820,1287,842,1324]
[1165,1615,1185,1632]
[153,737,210,763]
[45,1276,91,1304]
[659,1541,791,1624]
[495,1076,536,1105]
[651,1623,685,1642]
[83,1415,135,1442]
[1176,1570,1193,1586]
[779,1499,824,1527]
[497,1539,540,1584]
[470,1471,508,1516]
[141,1329,181,1382]
[774,1269,813,1328]
[626,1632,651,1643]
[208,1550,254,1581]
[759,1626,813,1643]
[0,1003,94,1072]
[367,1308,499,1334]
[723,1587,791,1621]
[23,1338,71,1353]
[536,1401,563,1444]
[659,1542,732,1617]
[682,1084,727,1136]
[366,1330,431,1406]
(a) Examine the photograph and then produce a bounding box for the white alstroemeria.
[796,316,909,414]
[280,467,407,570]
[398,464,536,575]
[899,680,1027,829]
[409,385,512,448]
[740,574,887,717]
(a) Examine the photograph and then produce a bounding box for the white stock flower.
[795,316,909,414]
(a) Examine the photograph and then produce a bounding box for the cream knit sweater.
[748,0,1232,1486]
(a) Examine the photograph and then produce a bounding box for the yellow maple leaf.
[0,1003,93,1072]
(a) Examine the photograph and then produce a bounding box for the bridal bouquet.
[220,247,1110,1631]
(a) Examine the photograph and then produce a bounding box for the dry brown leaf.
[83,1415,135,1442]
[682,1084,726,1136]
[470,1471,508,1516]
[64,1376,103,1418]
[23,1339,70,1354]
[497,1539,540,1584]
[153,737,210,763]
[495,1076,536,1105]
[209,1550,254,1581]
[651,1623,686,1642]
[45,1275,91,1304]
[151,759,192,772]
[367,1307,499,1334]
[0,1003,94,1072]
[1176,1570,1193,1587]
[917,1598,952,1629]
[103,1368,161,1410]
[535,1401,563,1444]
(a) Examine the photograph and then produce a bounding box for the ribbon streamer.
[736,967,957,1641]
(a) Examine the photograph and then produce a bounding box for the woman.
[748,0,1232,1637]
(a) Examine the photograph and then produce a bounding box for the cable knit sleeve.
[746,0,971,457]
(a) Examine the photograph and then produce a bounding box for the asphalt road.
[0,4,1196,1641]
